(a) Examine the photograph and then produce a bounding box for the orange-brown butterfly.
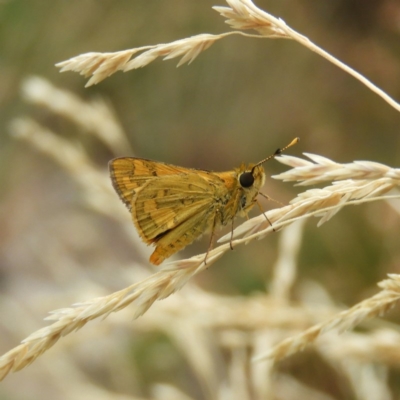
[109,138,299,265]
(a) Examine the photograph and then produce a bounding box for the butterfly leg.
[256,199,275,232]
[258,191,284,206]
[229,218,235,250]
[204,210,220,265]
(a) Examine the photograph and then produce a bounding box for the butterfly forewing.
[132,174,215,243]
[109,158,191,210]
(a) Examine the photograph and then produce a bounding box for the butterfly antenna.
[251,137,299,173]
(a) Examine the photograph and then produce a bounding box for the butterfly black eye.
[239,172,255,188]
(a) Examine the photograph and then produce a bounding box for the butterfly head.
[235,137,299,213]
[234,163,266,216]
[238,164,265,192]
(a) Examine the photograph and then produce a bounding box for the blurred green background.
[1,0,400,398]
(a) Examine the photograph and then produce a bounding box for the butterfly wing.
[132,174,219,265]
[109,157,192,210]
[149,206,216,265]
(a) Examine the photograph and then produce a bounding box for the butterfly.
[109,138,298,265]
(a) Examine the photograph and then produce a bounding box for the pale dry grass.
[228,153,400,239]
[56,0,400,112]
[253,274,400,362]
[21,76,131,154]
